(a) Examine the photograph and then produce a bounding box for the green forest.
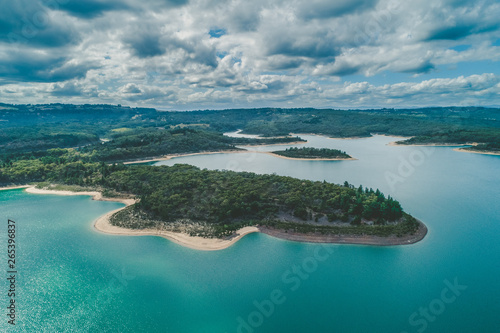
[80,127,304,162]
[466,142,500,153]
[108,165,419,238]
[1,104,500,155]
[0,127,304,165]
[0,148,418,238]
[272,147,351,159]
[2,103,497,240]
[396,129,500,147]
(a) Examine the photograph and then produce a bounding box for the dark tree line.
[103,165,403,224]
[273,147,351,159]
[2,104,500,155]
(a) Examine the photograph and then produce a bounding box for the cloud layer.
[0,0,499,109]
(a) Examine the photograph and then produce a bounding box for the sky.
[0,0,499,110]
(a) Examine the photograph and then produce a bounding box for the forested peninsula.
[0,133,424,246]
[393,129,500,152]
[1,156,425,245]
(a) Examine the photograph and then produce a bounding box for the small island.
[271,147,352,160]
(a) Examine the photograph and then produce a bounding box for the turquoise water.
[1,135,499,332]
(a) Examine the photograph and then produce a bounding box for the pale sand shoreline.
[114,134,415,165]
[452,148,500,156]
[2,182,427,249]
[0,185,31,191]
[123,150,246,164]
[225,130,295,140]
[290,133,367,140]
[95,216,260,251]
[260,219,427,246]
[387,140,500,156]
[25,187,136,205]
[370,133,412,139]
[123,141,310,165]
[290,133,411,140]
[10,186,259,251]
[387,141,477,147]
[325,136,367,140]
[124,149,355,164]
[123,143,359,165]
[235,140,307,148]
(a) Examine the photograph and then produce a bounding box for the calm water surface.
[1,135,499,332]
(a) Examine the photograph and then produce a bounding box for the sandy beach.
[95,210,426,248]
[20,186,258,250]
[225,130,294,140]
[95,214,260,251]
[387,141,477,147]
[290,133,411,140]
[2,185,427,249]
[0,185,31,191]
[452,148,500,156]
[388,141,500,156]
[235,140,307,148]
[289,133,367,140]
[123,148,356,165]
[371,133,412,139]
[25,187,135,205]
[22,186,258,250]
[123,150,246,164]
[260,219,428,246]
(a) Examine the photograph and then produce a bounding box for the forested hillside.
[0,103,494,241]
[107,165,418,238]
[81,127,304,162]
[2,104,500,154]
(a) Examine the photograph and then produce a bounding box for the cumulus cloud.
[124,32,166,58]
[0,0,498,108]
[320,73,500,106]
[0,48,100,84]
[49,81,99,97]
[0,0,80,47]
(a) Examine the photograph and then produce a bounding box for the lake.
[1,135,499,332]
